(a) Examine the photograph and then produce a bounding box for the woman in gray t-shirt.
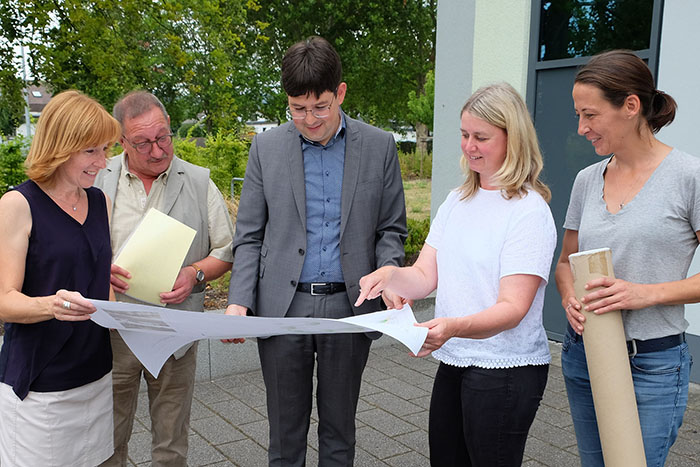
[555,50,699,467]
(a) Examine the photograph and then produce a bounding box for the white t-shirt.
[426,188,556,368]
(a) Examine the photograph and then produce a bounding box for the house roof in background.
[26,83,52,114]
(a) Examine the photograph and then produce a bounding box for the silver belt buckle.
[628,339,637,358]
[310,283,324,296]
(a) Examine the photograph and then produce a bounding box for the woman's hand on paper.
[414,317,455,357]
[53,289,96,321]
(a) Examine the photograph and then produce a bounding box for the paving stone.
[186,432,226,465]
[135,391,150,421]
[384,451,429,466]
[382,365,435,388]
[191,398,216,421]
[362,391,424,417]
[216,439,268,467]
[410,394,432,410]
[210,399,265,426]
[194,381,236,405]
[236,419,269,447]
[365,355,399,371]
[126,430,153,465]
[522,460,547,466]
[533,403,574,429]
[190,415,247,445]
[394,429,429,456]
[354,447,390,467]
[356,426,411,459]
[669,433,700,460]
[523,436,580,467]
[230,383,267,409]
[540,387,571,410]
[362,365,391,382]
[356,408,418,437]
[528,418,578,450]
[666,451,700,467]
[399,410,429,430]
[359,380,384,397]
[372,376,430,400]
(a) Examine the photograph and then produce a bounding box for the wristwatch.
[190,263,205,284]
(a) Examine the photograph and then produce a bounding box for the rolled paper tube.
[569,248,646,467]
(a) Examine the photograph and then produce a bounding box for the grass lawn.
[403,178,431,221]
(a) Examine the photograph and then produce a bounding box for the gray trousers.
[258,290,372,467]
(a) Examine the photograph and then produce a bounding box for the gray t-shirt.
[564,148,700,340]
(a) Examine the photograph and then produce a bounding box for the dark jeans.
[429,362,549,467]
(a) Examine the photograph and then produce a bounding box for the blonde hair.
[458,83,551,202]
[25,90,121,184]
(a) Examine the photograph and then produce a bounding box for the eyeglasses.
[123,134,174,154]
[287,95,335,120]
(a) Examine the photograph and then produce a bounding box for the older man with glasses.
[94,90,234,467]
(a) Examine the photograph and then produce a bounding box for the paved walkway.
[125,340,700,466]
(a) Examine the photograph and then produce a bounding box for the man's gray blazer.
[228,115,407,317]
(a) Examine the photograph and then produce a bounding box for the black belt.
[296,282,346,295]
[567,325,685,357]
[627,333,685,357]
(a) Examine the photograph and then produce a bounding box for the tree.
[0,0,27,136]
[1,0,437,136]
[1,0,251,132]
[241,0,437,129]
[407,69,434,154]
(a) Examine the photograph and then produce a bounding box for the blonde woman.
[356,83,556,466]
[0,90,120,466]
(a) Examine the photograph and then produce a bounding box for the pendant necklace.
[613,155,647,209]
[48,187,81,211]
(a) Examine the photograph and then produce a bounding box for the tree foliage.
[1,0,436,134]
[242,0,437,128]
[407,69,434,133]
[2,0,250,131]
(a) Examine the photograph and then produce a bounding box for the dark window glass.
[539,0,654,61]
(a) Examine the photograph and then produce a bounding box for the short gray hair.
[112,90,169,130]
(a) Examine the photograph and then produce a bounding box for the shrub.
[398,150,432,179]
[0,137,29,195]
[404,217,430,265]
[174,130,250,196]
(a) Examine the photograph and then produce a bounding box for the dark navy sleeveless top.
[0,180,112,399]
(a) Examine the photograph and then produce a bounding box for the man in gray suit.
[225,37,407,466]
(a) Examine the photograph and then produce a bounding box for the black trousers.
[429,362,549,467]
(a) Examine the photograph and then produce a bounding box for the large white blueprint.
[89,299,428,377]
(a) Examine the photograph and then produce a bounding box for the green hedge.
[405,217,430,265]
[398,150,432,179]
[0,137,29,195]
[173,131,250,196]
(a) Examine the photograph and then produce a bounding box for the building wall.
[656,0,700,338]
